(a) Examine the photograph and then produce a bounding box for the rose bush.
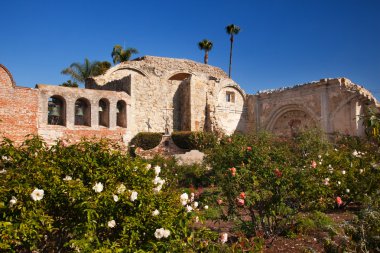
[0,136,222,252]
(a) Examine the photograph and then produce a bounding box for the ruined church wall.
[36,85,130,145]
[0,66,38,144]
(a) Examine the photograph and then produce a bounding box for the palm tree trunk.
[229,35,233,78]
[204,51,209,64]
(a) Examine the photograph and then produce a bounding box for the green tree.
[198,39,213,64]
[111,45,138,64]
[60,80,79,88]
[61,58,111,83]
[225,24,240,78]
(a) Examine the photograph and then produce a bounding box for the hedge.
[130,132,162,150]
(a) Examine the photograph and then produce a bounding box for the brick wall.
[0,86,38,144]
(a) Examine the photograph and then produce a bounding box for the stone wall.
[0,65,38,144]
[36,84,131,145]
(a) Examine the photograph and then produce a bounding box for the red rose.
[239,192,246,199]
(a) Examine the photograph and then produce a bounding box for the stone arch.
[116,100,127,128]
[266,104,318,136]
[110,67,148,77]
[329,94,358,121]
[98,98,110,127]
[0,64,16,88]
[75,97,91,126]
[166,71,195,81]
[48,95,66,126]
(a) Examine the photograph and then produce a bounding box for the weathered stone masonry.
[0,56,379,146]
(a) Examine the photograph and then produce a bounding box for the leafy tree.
[225,24,240,78]
[111,45,138,64]
[198,39,213,64]
[60,80,79,88]
[61,58,111,83]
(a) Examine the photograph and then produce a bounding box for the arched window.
[98,98,109,127]
[116,100,127,128]
[75,98,91,126]
[48,95,66,126]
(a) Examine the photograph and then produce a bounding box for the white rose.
[220,233,228,244]
[204,205,209,210]
[152,209,160,216]
[9,196,17,207]
[31,188,44,201]
[180,193,188,206]
[146,164,152,170]
[154,165,161,176]
[93,182,104,193]
[163,229,171,238]
[108,220,116,228]
[113,194,119,202]
[154,228,164,239]
[130,191,138,202]
[63,175,72,181]
[186,205,193,212]
[193,201,199,208]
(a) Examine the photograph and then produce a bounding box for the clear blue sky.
[1,0,379,99]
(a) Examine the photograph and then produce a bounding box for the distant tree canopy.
[60,80,79,88]
[198,39,213,64]
[111,45,138,64]
[61,58,111,83]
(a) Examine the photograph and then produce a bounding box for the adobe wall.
[0,65,38,144]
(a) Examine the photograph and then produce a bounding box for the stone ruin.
[0,56,379,148]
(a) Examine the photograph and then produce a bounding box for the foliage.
[205,130,380,239]
[111,45,138,64]
[171,131,195,150]
[198,39,213,64]
[171,131,218,151]
[0,136,206,252]
[61,58,111,83]
[130,132,162,150]
[362,107,380,144]
[60,80,79,88]
[344,194,380,252]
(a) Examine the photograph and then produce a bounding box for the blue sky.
[1,0,379,99]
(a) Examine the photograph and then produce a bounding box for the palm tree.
[61,58,110,83]
[225,24,240,78]
[198,39,213,64]
[111,45,139,64]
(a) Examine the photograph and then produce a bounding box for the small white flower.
[323,178,330,186]
[193,201,199,208]
[63,175,72,181]
[334,148,338,151]
[0,169,6,174]
[153,185,162,193]
[130,191,138,202]
[1,156,10,161]
[9,196,17,207]
[162,229,170,238]
[220,233,228,244]
[154,165,161,175]
[93,182,104,193]
[146,164,152,170]
[113,194,119,202]
[152,209,160,216]
[318,161,322,165]
[108,220,116,228]
[186,205,193,212]
[346,189,350,193]
[195,216,199,223]
[154,228,164,239]
[318,155,322,159]
[338,181,341,185]
[31,188,44,201]
[204,205,209,210]
[116,184,126,194]
[341,170,346,175]
[180,193,188,206]
[359,169,364,174]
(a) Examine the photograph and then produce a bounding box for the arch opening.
[48,95,66,126]
[99,98,110,127]
[116,100,127,128]
[75,98,91,126]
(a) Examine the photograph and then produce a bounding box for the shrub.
[171,131,219,151]
[0,136,202,252]
[171,131,195,150]
[130,132,162,150]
